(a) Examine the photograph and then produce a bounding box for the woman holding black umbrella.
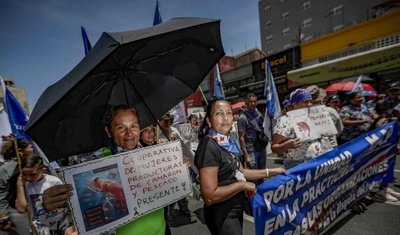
[42,105,169,235]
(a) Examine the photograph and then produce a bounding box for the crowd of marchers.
[1,81,399,235]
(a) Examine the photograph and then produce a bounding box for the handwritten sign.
[286,105,337,141]
[61,141,191,235]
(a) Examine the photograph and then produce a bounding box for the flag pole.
[10,136,37,235]
[198,86,208,105]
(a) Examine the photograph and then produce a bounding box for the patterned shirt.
[339,103,373,141]
[274,115,325,160]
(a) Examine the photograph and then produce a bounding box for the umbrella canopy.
[325,81,377,96]
[25,17,224,160]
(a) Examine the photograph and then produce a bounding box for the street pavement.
[171,154,400,235]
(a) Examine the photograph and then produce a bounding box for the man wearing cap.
[326,95,341,111]
[375,81,400,119]
[307,85,344,148]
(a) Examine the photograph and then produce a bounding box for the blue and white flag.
[81,26,92,56]
[213,63,225,99]
[0,76,29,139]
[252,121,398,235]
[153,0,162,26]
[351,74,363,93]
[1,76,58,170]
[263,60,281,139]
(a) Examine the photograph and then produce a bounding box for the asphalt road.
[171,154,400,235]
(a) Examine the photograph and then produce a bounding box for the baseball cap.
[160,112,173,120]
[326,95,340,103]
[387,81,400,91]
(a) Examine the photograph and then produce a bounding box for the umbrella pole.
[11,137,37,235]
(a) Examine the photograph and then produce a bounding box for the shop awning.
[231,101,245,110]
[287,43,400,84]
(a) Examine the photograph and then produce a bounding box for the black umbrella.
[25,17,224,161]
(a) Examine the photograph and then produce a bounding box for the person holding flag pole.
[0,77,58,174]
[0,135,36,235]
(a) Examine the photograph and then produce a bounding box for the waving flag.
[213,63,225,99]
[81,26,92,56]
[1,76,58,170]
[351,74,363,93]
[263,60,281,139]
[0,76,29,139]
[153,0,162,25]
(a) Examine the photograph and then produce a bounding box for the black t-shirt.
[194,136,246,229]
[194,136,239,187]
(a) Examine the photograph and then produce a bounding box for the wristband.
[266,168,269,178]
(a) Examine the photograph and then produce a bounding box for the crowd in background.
[0,79,399,235]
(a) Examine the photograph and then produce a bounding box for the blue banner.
[252,121,398,235]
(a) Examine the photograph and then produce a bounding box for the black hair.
[344,91,362,105]
[1,138,31,161]
[103,104,139,129]
[198,99,231,140]
[21,154,44,169]
[246,93,257,99]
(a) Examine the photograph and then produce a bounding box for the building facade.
[287,8,400,91]
[0,77,30,114]
[258,0,388,56]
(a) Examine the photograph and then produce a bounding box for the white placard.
[286,105,338,142]
[61,140,191,235]
[308,105,338,136]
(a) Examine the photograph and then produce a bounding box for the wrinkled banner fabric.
[252,121,399,235]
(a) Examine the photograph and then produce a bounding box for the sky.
[0,0,262,112]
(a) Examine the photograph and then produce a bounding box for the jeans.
[248,148,267,185]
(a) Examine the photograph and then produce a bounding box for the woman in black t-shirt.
[194,99,286,235]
